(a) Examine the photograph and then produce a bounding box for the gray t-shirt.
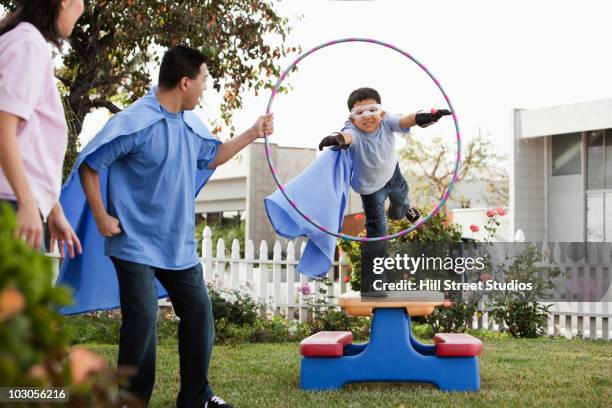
[342,115,410,195]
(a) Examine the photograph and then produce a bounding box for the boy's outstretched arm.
[318,131,352,150]
[409,108,452,128]
[399,113,417,129]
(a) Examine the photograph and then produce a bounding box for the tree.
[399,132,509,208]
[0,0,298,179]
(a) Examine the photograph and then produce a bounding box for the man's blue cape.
[56,88,220,315]
[264,149,353,277]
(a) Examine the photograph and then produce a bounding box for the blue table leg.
[300,308,480,392]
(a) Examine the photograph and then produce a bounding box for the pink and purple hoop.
[264,38,461,242]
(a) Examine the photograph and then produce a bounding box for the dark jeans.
[111,257,215,408]
[359,164,410,292]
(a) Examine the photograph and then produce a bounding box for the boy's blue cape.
[56,88,220,315]
[264,149,353,277]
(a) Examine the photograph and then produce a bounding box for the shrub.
[301,277,370,339]
[339,208,476,333]
[338,207,462,291]
[490,299,550,338]
[0,205,133,406]
[208,285,259,327]
[196,222,245,257]
[488,245,555,338]
[426,300,478,333]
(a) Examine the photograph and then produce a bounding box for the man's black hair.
[347,87,381,110]
[158,45,207,89]
[0,0,64,47]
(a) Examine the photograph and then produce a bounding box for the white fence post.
[272,241,282,316]
[245,239,254,289]
[339,251,348,295]
[258,240,269,308]
[286,241,296,319]
[215,238,225,289]
[202,226,213,282]
[231,239,240,290]
[299,241,309,323]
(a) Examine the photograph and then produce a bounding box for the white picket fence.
[49,227,611,340]
[196,229,611,340]
[195,226,351,323]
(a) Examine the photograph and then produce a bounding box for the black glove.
[415,108,452,128]
[318,132,346,151]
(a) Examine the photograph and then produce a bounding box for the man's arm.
[209,114,273,168]
[79,163,122,237]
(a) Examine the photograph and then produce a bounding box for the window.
[552,132,581,176]
[586,129,612,241]
[587,130,604,189]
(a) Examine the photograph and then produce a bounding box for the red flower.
[479,273,493,282]
[486,209,495,218]
[343,274,351,283]
[354,213,365,220]
[469,224,480,232]
[496,207,506,216]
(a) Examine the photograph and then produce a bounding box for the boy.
[318,87,450,293]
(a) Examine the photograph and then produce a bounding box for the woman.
[0,0,84,257]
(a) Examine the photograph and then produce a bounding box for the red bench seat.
[433,333,483,357]
[299,331,353,357]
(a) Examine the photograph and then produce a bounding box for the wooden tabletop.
[338,292,444,317]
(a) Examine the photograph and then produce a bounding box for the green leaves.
[0,204,71,385]
[0,0,298,179]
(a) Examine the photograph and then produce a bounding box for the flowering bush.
[338,207,462,291]
[488,245,555,338]
[301,277,370,337]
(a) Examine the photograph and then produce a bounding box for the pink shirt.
[0,22,68,218]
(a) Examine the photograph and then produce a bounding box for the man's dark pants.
[359,164,410,292]
[111,257,214,407]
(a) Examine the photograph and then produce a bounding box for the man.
[78,46,272,408]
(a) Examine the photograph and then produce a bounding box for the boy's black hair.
[0,0,64,47]
[158,46,207,89]
[347,87,381,110]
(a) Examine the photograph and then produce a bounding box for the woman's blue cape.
[264,149,353,277]
[56,88,220,315]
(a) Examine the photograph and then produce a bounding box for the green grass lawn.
[85,336,612,408]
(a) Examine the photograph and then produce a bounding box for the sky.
[80,0,612,162]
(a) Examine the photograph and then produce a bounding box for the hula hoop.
[264,38,461,242]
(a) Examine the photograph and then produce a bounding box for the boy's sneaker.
[204,395,233,408]
[405,207,421,223]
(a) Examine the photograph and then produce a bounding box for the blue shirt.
[343,115,410,195]
[85,106,218,270]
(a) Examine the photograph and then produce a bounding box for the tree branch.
[89,99,121,114]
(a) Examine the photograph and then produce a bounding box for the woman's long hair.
[0,0,63,47]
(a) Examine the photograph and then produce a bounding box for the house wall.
[513,100,612,243]
[516,98,612,139]
[512,127,546,241]
[246,143,316,247]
